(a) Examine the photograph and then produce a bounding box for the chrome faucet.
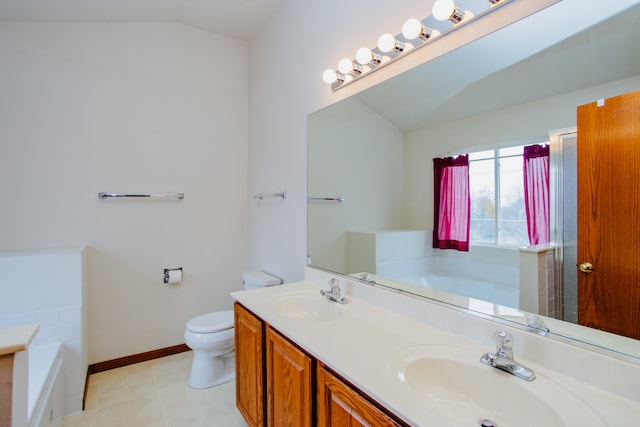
[320,278,348,304]
[480,331,536,381]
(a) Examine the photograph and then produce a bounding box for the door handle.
[579,262,594,274]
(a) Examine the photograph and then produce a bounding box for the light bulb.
[402,18,422,40]
[337,58,363,76]
[377,33,404,54]
[356,47,373,65]
[356,47,382,66]
[338,58,354,74]
[378,33,395,52]
[432,0,455,21]
[402,18,438,41]
[432,0,466,23]
[322,69,338,84]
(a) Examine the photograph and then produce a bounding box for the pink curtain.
[523,144,550,245]
[433,155,470,251]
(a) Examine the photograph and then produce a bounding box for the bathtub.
[28,342,64,427]
[401,273,519,309]
[0,248,88,418]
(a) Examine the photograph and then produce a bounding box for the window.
[469,146,530,246]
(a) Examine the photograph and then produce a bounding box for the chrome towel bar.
[252,192,286,200]
[99,192,184,199]
[308,197,344,202]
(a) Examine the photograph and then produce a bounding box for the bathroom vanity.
[232,270,640,426]
[234,302,405,427]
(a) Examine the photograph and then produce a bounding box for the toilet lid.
[187,310,234,333]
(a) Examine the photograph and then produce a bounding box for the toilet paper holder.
[164,267,183,284]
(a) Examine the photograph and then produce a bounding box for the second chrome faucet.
[320,278,349,304]
[480,331,536,381]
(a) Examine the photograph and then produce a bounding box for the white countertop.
[0,324,38,356]
[232,279,640,426]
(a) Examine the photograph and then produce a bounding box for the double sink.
[265,288,606,426]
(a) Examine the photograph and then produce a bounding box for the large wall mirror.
[308,1,640,359]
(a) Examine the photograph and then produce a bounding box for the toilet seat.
[187,310,234,333]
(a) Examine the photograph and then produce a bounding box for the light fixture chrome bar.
[308,197,344,202]
[252,192,286,200]
[98,192,185,199]
[324,0,560,92]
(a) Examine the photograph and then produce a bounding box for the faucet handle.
[492,331,513,350]
[329,278,340,291]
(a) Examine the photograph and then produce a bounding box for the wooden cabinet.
[266,326,313,427]
[234,303,265,427]
[234,302,407,427]
[317,364,404,427]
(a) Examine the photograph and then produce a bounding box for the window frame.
[468,141,547,248]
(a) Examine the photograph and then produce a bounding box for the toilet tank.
[243,271,282,290]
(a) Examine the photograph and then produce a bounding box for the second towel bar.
[252,192,286,200]
[308,197,344,202]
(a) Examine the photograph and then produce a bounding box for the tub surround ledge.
[231,268,640,426]
[0,324,38,427]
[0,324,38,356]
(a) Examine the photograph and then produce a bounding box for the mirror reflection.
[308,3,640,358]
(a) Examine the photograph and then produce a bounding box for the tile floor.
[61,351,248,427]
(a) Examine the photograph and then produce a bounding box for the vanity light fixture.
[322,0,558,91]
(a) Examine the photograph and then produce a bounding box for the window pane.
[499,146,523,157]
[498,156,528,246]
[469,158,495,243]
[469,150,494,161]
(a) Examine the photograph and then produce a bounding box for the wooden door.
[265,326,313,427]
[317,364,405,427]
[234,303,265,427]
[577,89,640,339]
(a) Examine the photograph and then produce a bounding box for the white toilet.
[184,271,282,389]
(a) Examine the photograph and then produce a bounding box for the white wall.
[308,97,405,273]
[0,23,249,363]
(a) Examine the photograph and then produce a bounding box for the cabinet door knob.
[579,262,594,274]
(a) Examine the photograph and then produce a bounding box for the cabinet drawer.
[317,364,406,427]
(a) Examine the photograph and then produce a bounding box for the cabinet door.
[234,303,265,427]
[265,326,313,427]
[317,364,405,427]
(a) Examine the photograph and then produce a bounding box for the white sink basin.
[387,344,606,427]
[268,290,343,321]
